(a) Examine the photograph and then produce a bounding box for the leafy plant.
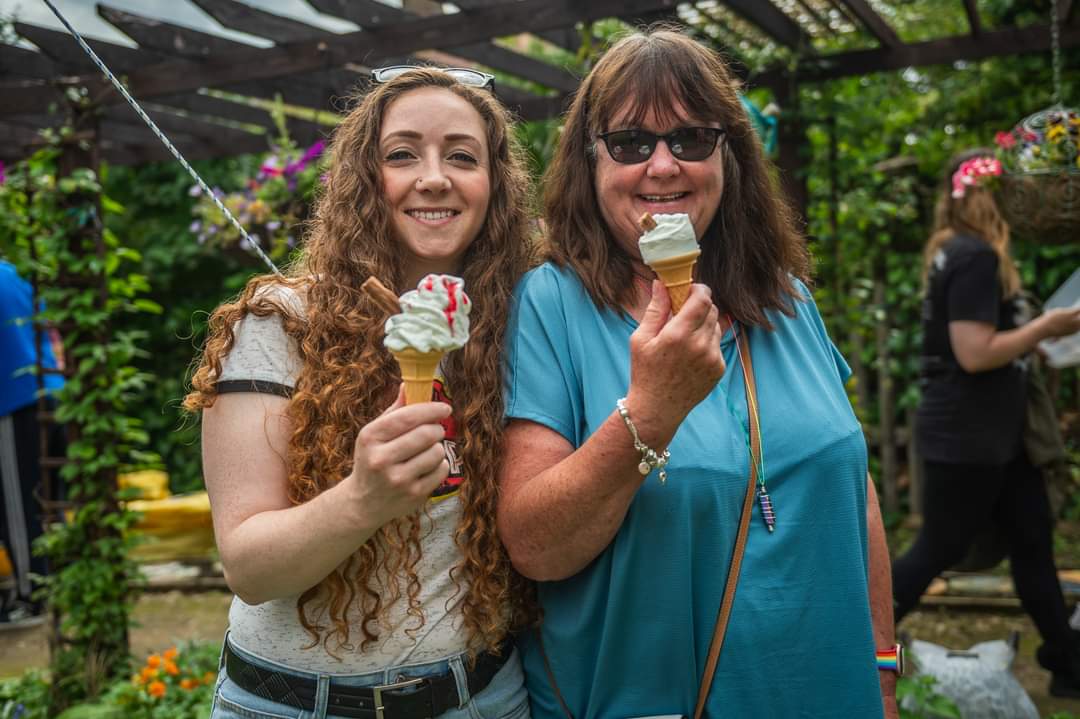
[0,670,49,719]
[896,674,962,718]
[100,642,219,719]
[0,128,160,710]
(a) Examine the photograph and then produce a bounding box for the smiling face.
[593,101,724,262]
[380,87,491,286]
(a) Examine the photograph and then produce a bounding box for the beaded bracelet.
[616,398,671,484]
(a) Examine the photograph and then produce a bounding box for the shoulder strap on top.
[692,330,759,719]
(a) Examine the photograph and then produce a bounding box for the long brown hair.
[543,27,809,327]
[924,149,1021,297]
[185,68,538,655]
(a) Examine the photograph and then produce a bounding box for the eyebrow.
[381,130,482,144]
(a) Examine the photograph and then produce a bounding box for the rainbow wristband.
[876,644,905,676]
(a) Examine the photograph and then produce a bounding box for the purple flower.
[284,140,326,176]
[0,160,6,185]
[189,221,202,233]
[266,220,282,231]
[188,184,202,197]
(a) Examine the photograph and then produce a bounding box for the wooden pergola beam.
[96,7,364,106]
[3,0,678,117]
[15,21,163,71]
[833,0,901,48]
[961,0,982,37]
[444,0,581,51]
[0,44,57,78]
[755,19,1080,84]
[722,0,808,48]
[302,0,578,92]
[191,0,325,43]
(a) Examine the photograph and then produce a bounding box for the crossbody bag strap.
[692,331,759,719]
[539,331,761,719]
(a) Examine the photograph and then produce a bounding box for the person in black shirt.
[892,150,1080,697]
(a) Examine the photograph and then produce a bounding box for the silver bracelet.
[616,398,670,484]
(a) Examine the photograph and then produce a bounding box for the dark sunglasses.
[370,65,496,91]
[596,126,725,164]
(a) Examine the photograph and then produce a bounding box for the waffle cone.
[391,348,444,405]
[648,249,700,313]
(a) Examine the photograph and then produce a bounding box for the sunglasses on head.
[370,65,496,91]
[596,126,725,164]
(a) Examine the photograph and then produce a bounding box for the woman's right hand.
[624,281,725,445]
[344,386,451,528]
[1039,306,1080,340]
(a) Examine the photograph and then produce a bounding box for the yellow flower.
[131,673,145,686]
[140,666,159,682]
[163,647,179,661]
[147,681,167,698]
[146,654,162,669]
[1048,125,1066,142]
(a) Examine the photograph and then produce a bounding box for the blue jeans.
[210,635,530,719]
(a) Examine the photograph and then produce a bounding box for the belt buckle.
[372,676,425,719]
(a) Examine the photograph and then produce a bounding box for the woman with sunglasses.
[498,28,896,718]
[186,66,537,719]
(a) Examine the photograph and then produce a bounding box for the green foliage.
[103,156,269,494]
[97,642,219,719]
[0,670,50,719]
[0,135,160,709]
[802,40,1080,514]
[0,643,220,719]
[896,674,962,719]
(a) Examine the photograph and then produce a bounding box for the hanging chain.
[39,0,282,276]
[1051,0,1063,107]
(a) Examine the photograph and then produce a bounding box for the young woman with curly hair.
[185,67,537,719]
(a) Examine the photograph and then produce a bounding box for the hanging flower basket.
[993,106,1080,244]
[995,172,1080,243]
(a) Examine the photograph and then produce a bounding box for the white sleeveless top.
[216,286,471,673]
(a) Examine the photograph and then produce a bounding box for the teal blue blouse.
[504,263,882,719]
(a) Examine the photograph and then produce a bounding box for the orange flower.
[164,661,180,676]
[180,678,199,691]
[147,681,167,698]
[146,654,162,669]
[163,647,179,661]
[202,671,216,684]
[140,667,159,682]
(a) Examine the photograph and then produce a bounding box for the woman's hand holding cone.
[623,281,726,449]
[343,385,451,526]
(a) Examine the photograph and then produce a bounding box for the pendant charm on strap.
[757,487,776,532]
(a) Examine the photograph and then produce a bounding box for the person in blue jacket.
[0,259,65,625]
[497,28,898,719]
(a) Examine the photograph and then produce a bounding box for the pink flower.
[994,131,1016,149]
[950,155,1002,199]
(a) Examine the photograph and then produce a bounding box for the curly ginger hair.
[185,68,539,656]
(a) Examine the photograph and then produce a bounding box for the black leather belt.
[223,640,513,719]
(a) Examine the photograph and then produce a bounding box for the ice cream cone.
[649,249,701,313]
[392,348,444,405]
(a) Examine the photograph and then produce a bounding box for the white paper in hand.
[1039,267,1080,368]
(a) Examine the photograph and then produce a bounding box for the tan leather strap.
[539,330,760,719]
[692,330,759,719]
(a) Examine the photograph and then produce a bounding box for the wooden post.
[906,406,922,518]
[773,80,808,224]
[874,274,898,515]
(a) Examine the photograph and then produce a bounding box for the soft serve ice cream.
[637,213,701,312]
[384,274,471,404]
[638,213,700,265]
